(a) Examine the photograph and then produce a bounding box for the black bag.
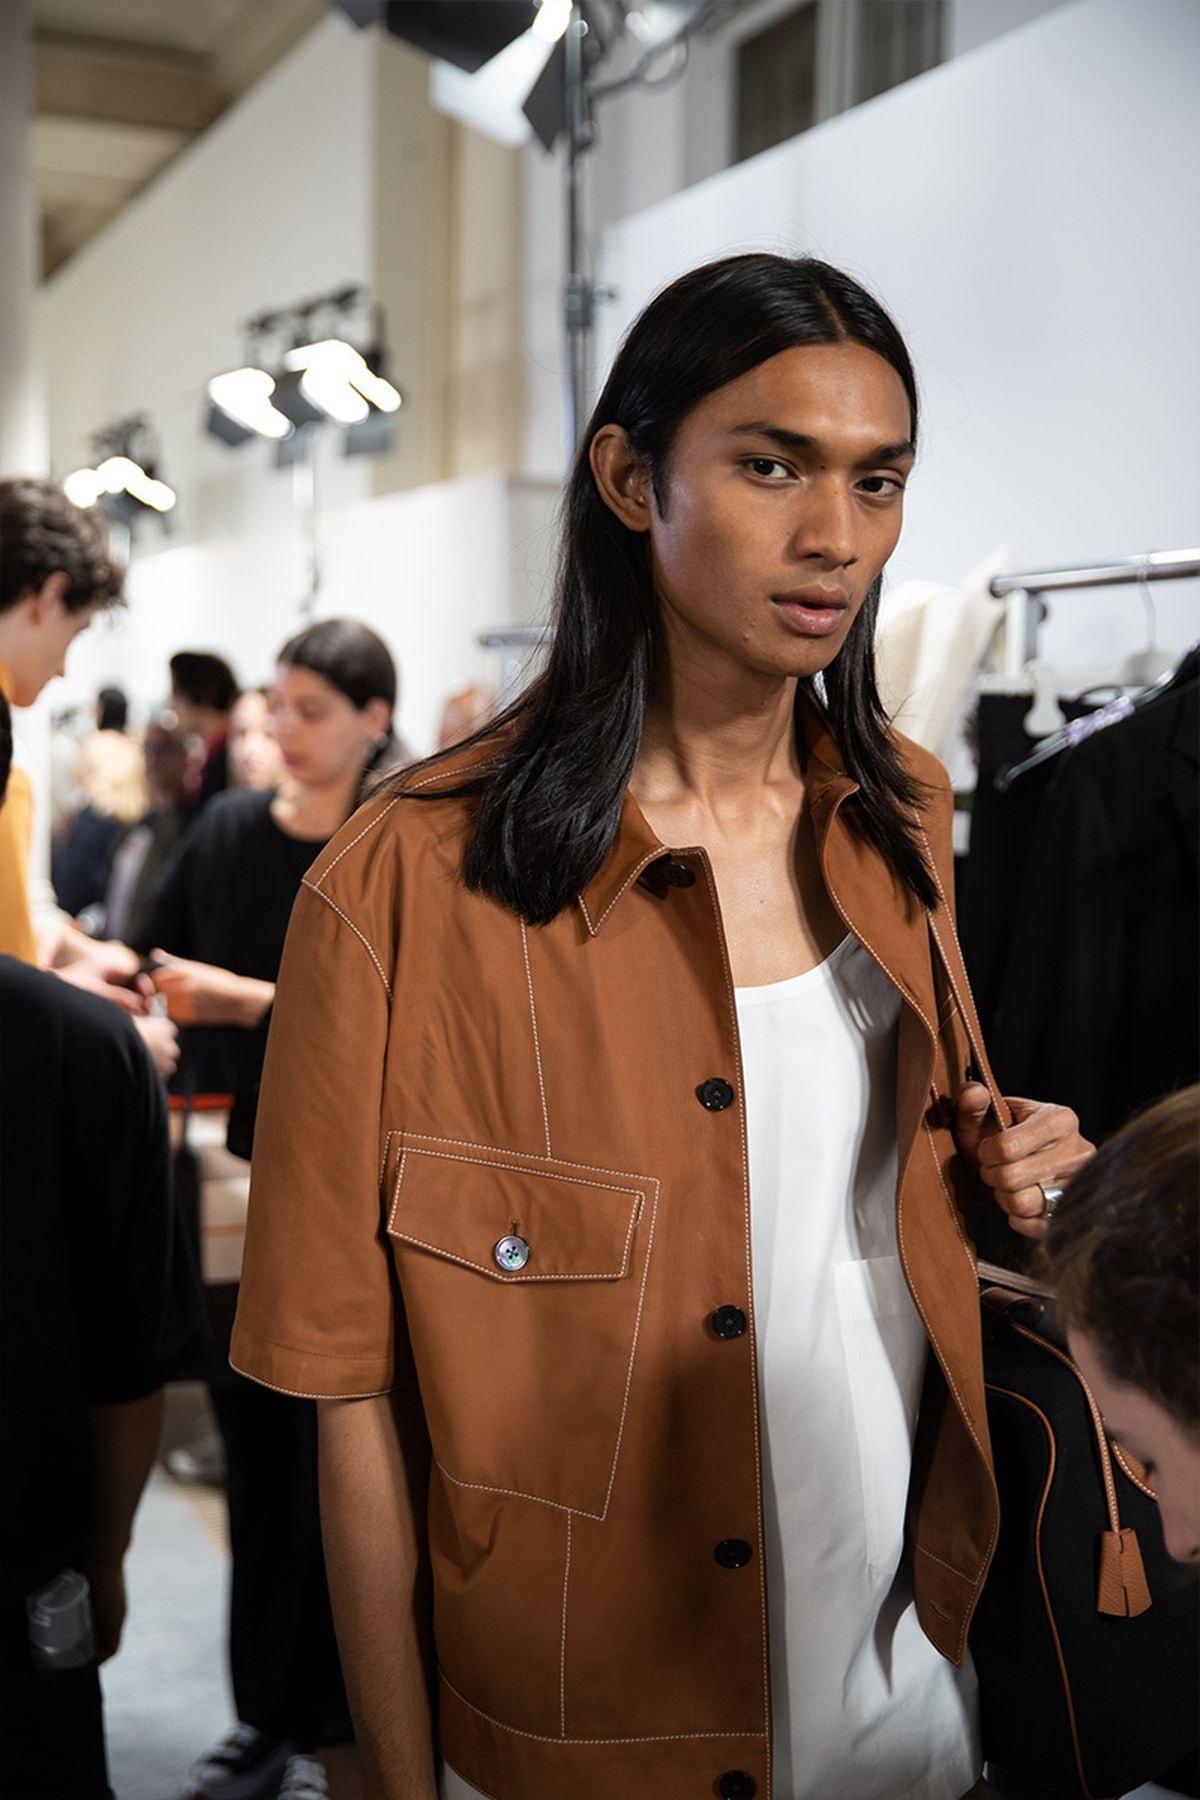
[923,913,1199,1797]
[970,1264,1200,1798]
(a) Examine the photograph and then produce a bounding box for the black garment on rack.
[959,692,1100,1045]
[988,667,1199,1143]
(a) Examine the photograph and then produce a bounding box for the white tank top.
[737,934,978,1799]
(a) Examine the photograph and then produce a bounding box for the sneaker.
[166,1427,227,1487]
[181,1724,295,1800]
[276,1756,330,1800]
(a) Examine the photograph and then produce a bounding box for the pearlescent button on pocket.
[493,1234,531,1273]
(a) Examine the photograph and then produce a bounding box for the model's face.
[1069,1326,1200,1563]
[270,663,385,790]
[601,342,914,687]
[227,690,284,791]
[9,587,99,707]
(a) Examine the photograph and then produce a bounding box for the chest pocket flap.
[385,1137,658,1516]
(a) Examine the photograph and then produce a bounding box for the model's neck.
[633,662,802,814]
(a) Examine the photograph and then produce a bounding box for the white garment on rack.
[875,546,1011,759]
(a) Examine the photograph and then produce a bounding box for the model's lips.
[770,589,852,637]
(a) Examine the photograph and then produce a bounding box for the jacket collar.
[577,694,859,937]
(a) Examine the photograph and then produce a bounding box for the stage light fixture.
[206,368,293,441]
[284,338,404,425]
[63,429,177,519]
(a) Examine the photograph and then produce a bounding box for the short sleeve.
[231,880,398,1398]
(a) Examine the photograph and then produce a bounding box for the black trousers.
[209,1375,353,1748]
[0,1605,111,1799]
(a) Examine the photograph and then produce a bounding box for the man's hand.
[82,1560,127,1663]
[954,1082,1094,1241]
[134,1014,181,1081]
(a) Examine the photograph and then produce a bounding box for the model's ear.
[28,571,70,620]
[589,425,653,534]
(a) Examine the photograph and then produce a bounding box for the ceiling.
[31,0,326,276]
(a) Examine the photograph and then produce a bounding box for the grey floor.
[100,1389,1184,1800]
[102,1465,232,1800]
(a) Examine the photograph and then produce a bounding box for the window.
[732,0,945,165]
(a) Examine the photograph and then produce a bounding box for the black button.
[718,1771,756,1799]
[697,1078,735,1112]
[664,857,696,888]
[711,1305,747,1340]
[714,1538,752,1569]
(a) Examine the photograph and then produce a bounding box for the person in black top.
[135,620,405,1800]
[0,697,205,1799]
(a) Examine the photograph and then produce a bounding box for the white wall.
[34,13,376,543]
[590,0,1199,671]
[63,473,559,757]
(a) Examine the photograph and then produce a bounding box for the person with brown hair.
[1043,1086,1200,1564]
[0,477,178,1079]
[0,477,123,963]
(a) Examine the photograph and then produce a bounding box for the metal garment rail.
[989,548,1200,674]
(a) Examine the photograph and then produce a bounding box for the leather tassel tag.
[1097,1528,1153,1616]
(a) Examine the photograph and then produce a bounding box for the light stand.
[563,4,596,453]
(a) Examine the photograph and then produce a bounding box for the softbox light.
[328,1,534,73]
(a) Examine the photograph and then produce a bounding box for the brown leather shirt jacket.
[232,701,999,1800]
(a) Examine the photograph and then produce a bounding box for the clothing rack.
[989,548,1200,675]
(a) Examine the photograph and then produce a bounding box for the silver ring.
[1040,1184,1065,1219]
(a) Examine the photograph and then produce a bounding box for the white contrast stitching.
[385,1150,409,1235]
[301,880,392,1001]
[559,1511,572,1737]
[598,1189,658,1519]
[521,920,552,1157]
[427,1186,659,1519]
[379,1128,399,1190]
[439,1671,767,1746]
[313,795,401,882]
[386,1147,643,1280]
[396,1132,658,1188]
[923,1114,976,1264]
[227,1357,393,1402]
[913,1542,980,1585]
[435,1463,588,1518]
[695,854,771,1795]
[822,850,994,1664]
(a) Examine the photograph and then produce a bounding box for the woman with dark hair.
[136,619,405,1800]
[233,257,1090,1800]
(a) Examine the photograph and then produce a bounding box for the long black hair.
[277,617,404,800]
[403,253,937,920]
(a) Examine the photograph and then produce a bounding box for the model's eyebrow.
[728,423,916,465]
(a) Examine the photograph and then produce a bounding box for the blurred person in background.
[227,686,285,792]
[97,714,195,949]
[169,651,238,806]
[1043,1086,1200,1564]
[0,477,178,1082]
[52,694,147,918]
[0,686,205,1800]
[137,620,405,1800]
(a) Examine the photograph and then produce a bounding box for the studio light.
[531,0,572,43]
[206,368,293,441]
[284,339,404,425]
[205,291,405,458]
[64,423,177,518]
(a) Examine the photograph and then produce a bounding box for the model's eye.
[859,474,905,498]
[746,457,791,480]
